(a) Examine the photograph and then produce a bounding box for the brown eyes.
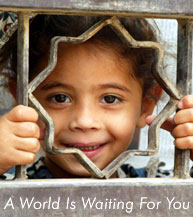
[51,94,71,103]
[101,95,121,104]
[50,94,121,104]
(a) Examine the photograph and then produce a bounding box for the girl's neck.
[44,156,89,178]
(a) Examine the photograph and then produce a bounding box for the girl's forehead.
[58,42,119,60]
[35,46,142,95]
[35,42,140,92]
[58,43,132,70]
[54,43,134,79]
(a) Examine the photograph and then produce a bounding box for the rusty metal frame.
[15,12,29,179]
[174,20,193,178]
[0,1,193,217]
[0,0,192,180]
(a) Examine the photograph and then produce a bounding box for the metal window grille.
[0,1,193,216]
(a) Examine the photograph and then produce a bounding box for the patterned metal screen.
[0,1,192,180]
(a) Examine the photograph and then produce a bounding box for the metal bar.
[174,20,193,178]
[1,179,193,217]
[0,5,190,180]
[0,0,193,19]
[15,12,30,180]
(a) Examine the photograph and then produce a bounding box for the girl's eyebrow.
[40,82,73,91]
[99,83,131,93]
[40,82,131,93]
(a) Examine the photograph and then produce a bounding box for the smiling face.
[33,42,155,178]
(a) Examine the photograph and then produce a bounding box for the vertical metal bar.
[174,19,193,178]
[15,12,29,179]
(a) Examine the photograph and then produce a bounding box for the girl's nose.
[69,105,101,132]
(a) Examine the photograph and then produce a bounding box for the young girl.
[0,14,193,178]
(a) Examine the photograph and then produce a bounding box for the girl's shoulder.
[27,157,53,179]
[118,157,173,178]
[0,12,16,39]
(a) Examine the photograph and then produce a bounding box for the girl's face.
[34,42,155,178]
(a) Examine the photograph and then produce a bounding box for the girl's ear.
[136,85,162,128]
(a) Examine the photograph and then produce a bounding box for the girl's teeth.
[67,144,101,150]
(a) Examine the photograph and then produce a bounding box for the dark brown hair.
[1,15,159,97]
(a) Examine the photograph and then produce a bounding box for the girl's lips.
[64,142,106,158]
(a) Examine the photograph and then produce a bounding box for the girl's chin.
[63,162,113,178]
[60,165,94,178]
[61,160,103,177]
[46,152,112,178]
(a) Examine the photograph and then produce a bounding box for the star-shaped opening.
[27,16,181,178]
